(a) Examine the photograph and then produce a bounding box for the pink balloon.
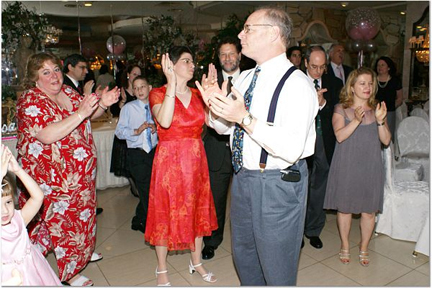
[348,27,364,40]
[106,35,126,55]
[346,7,381,41]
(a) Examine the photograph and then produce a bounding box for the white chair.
[397,116,430,182]
[410,107,429,123]
[423,100,429,115]
[414,217,429,257]
[375,145,429,242]
[394,103,408,160]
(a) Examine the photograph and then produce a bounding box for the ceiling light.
[84,2,93,7]
[400,11,406,15]
[341,2,349,8]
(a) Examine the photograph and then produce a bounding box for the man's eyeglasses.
[309,65,326,72]
[243,24,273,34]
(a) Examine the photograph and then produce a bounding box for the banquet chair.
[375,145,429,242]
[397,116,430,182]
[413,217,429,257]
[423,100,429,115]
[394,102,408,160]
[410,107,429,123]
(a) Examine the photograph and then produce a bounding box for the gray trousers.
[231,160,308,286]
[305,134,329,237]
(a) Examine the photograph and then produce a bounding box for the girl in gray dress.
[324,67,391,267]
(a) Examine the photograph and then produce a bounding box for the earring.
[127,76,129,79]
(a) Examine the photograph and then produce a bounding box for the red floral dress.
[16,85,97,282]
[144,87,217,251]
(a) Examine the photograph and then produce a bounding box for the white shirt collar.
[66,74,80,88]
[222,69,241,83]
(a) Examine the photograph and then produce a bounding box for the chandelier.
[43,25,62,45]
[409,25,429,63]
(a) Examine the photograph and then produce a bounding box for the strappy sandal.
[359,250,370,267]
[339,249,350,265]
[188,260,217,283]
[155,267,171,286]
[62,274,94,286]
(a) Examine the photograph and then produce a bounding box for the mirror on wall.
[409,6,429,101]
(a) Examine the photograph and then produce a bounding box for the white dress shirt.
[210,53,318,169]
[222,69,241,83]
[331,62,345,84]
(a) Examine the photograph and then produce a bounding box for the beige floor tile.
[324,216,380,243]
[81,262,110,286]
[370,235,429,269]
[96,195,137,229]
[302,230,356,262]
[297,262,360,286]
[322,247,412,286]
[298,251,319,270]
[219,221,232,253]
[97,248,166,286]
[416,262,430,276]
[96,185,130,204]
[97,227,149,258]
[178,255,240,286]
[386,270,431,287]
[138,272,192,286]
[95,226,117,250]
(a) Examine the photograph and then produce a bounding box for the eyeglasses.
[243,24,274,34]
[309,65,326,72]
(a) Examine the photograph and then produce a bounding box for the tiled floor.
[46,185,430,286]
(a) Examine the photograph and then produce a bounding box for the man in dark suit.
[303,46,343,249]
[63,54,91,95]
[202,36,241,260]
[63,54,103,216]
[327,44,353,85]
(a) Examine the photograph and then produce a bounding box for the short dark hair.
[304,45,326,63]
[132,75,150,87]
[168,46,194,65]
[63,54,88,73]
[374,56,397,77]
[217,36,241,54]
[287,46,301,57]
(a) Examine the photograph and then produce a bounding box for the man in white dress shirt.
[198,6,318,286]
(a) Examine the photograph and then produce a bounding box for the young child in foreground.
[1,145,62,286]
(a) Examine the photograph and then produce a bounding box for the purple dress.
[2,210,62,286]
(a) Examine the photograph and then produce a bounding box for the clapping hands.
[375,101,387,123]
[1,145,21,179]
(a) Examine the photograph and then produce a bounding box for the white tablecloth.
[1,121,129,190]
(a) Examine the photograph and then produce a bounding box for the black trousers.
[127,148,155,229]
[305,134,329,237]
[204,146,233,248]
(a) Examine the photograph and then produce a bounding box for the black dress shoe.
[301,239,305,249]
[131,222,145,233]
[202,245,216,260]
[96,207,103,215]
[306,235,323,249]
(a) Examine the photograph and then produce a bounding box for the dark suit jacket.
[63,75,83,95]
[305,72,343,167]
[326,63,353,84]
[203,70,236,171]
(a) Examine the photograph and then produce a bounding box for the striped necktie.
[232,66,261,173]
[144,104,153,152]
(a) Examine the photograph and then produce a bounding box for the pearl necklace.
[378,75,390,89]
[176,86,189,94]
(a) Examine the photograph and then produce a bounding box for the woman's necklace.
[378,75,390,89]
[176,86,189,94]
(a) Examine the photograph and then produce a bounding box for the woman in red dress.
[16,52,119,286]
[145,46,218,286]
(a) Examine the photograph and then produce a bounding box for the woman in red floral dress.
[16,52,119,286]
[145,46,218,286]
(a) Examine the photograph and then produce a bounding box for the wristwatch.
[241,113,253,126]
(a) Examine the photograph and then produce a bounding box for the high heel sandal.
[155,267,171,286]
[338,249,350,265]
[188,260,217,283]
[359,250,370,267]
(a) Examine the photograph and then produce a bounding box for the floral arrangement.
[1,1,51,53]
